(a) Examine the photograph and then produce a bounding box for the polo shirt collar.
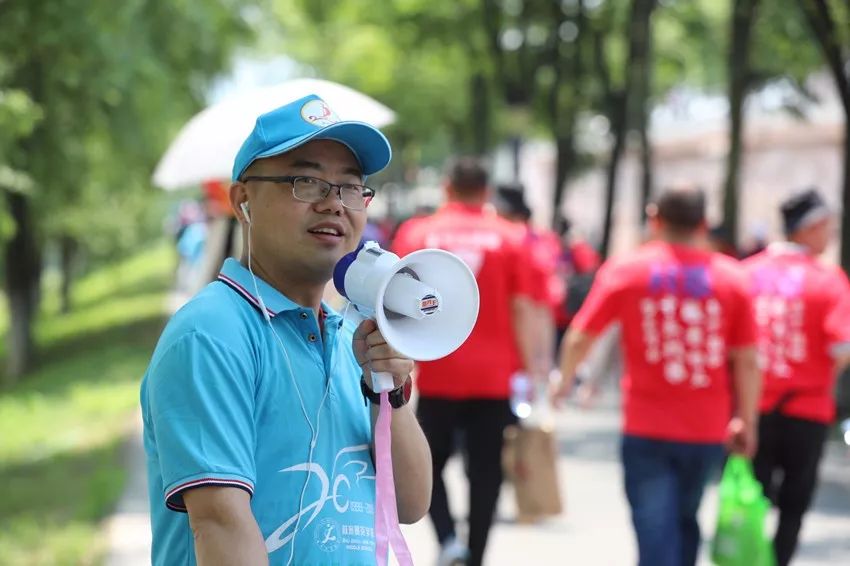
[767,241,811,257]
[217,258,310,319]
[441,201,486,214]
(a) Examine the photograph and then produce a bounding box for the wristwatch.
[360,374,413,409]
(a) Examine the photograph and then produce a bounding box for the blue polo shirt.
[141,258,377,566]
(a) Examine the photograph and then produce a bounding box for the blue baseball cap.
[232,94,392,181]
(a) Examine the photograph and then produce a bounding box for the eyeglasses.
[240,175,375,210]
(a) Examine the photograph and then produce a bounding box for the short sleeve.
[146,331,257,512]
[507,235,537,300]
[825,270,850,357]
[570,261,621,336]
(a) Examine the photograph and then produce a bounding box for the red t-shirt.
[392,202,536,399]
[572,241,757,443]
[515,225,555,307]
[528,228,564,310]
[743,244,850,423]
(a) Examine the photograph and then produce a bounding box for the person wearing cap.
[140,94,432,566]
[391,157,538,566]
[555,186,761,566]
[742,188,850,566]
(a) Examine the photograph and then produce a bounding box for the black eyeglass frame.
[239,175,375,210]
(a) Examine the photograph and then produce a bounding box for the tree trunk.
[59,234,77,314]
[601,94,627,259]
[628,0,656,218]
[639,124,653,218]
[4,192,39,384]
[552,134,576,226]
[470,72,490,154]
[509,135,522,182]
[600,0,655,258]
[723,0,760,249]
[547,0,583,227]
[797,0,850,272]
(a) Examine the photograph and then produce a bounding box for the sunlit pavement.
[105,390,850,566]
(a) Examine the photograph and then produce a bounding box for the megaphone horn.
[334,241,480,390]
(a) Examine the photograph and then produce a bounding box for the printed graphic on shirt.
[644,264,723,388]
[424,231,504,276]
[264,444,376,557]
[752,264,807,378]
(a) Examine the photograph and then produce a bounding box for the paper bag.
[502,424,563,522]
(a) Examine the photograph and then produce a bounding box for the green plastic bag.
[711,456,775,566]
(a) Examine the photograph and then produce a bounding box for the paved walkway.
[105,391,850,565]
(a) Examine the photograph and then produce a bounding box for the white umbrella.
[152,78,396,190]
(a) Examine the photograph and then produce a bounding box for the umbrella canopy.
[152,78,396,190]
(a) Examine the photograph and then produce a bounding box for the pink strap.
[374,391,414,566]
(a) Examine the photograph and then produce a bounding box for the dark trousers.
[621,435,725,566]
[753,412,828,566]
[416,396,516,566]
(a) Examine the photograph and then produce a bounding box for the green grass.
[0,241,175,565]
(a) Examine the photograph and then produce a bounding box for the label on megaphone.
[383,272,442,320]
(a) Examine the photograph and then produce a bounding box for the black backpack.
[564,271,596,318]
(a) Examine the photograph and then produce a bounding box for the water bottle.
[510,371,533,419]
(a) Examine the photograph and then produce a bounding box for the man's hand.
[550,375,572,408]
[725,417,757,458]
[352,319,414,389]
[575,379,600,409]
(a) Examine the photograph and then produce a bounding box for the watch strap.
[360,374,411,409]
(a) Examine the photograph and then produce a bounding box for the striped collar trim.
[216,258,341,323]
[217,273,279,318]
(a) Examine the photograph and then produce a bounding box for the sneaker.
[437,537,469,566]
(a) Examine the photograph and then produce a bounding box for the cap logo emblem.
[301,99,340,127]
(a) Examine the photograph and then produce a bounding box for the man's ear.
[229,181,250,224]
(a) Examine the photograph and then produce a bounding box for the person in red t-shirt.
[743,189,850,566]
[494,183,561,375]
[555,186,761,566]
[392,157,537,566]
[553,216,601,347]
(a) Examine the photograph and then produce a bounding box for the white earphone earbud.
[240,202,251,224]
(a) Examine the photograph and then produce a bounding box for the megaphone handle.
[372,371,396,393]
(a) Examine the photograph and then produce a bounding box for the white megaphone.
[333,241,480,392]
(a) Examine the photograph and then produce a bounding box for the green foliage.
[751,0,822,91]
[654,0,729,93]
[0,242,174,565]
[270,0,485,156]
[0,0,252,260]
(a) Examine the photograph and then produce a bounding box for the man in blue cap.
[141,94,432,566]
